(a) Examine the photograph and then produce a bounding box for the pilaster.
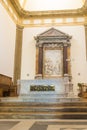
[13,25,23,85]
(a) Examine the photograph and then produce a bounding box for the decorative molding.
[1,0,87,27]
[9,0,87,19]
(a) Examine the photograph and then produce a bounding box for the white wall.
[59,26,87,95]
[21,26,87,94]
[21,27,49,79]
[0,4,16,78]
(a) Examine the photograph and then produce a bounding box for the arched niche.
[35,28,72,79]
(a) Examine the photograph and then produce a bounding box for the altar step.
[0,100,87,119]
[1,106,87,112]
[0,96,79,103]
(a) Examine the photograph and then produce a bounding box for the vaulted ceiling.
[1,0,87,27]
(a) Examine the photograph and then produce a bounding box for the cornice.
[1,0,87,27]
[9,0,23,18]
[9,0,87,19]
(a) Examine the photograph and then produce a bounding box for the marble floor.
[0,119,87,130]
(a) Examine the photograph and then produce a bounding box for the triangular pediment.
[38,28,70,37]
[35,28,72,46]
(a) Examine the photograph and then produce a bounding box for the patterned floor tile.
[0,121,19,130]
[29,121,87,130]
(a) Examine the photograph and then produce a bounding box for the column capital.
[16,25,24,30]
[84,24,87,28]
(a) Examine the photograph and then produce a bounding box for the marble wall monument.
[35,27,72,79]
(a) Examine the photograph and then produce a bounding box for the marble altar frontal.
[18,78,65,96]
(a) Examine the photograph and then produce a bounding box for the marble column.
[35,45,43,79]
[38,46,43,75]
[84,25,87,60]
[13,25,23,85]
[63,45,68,75]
